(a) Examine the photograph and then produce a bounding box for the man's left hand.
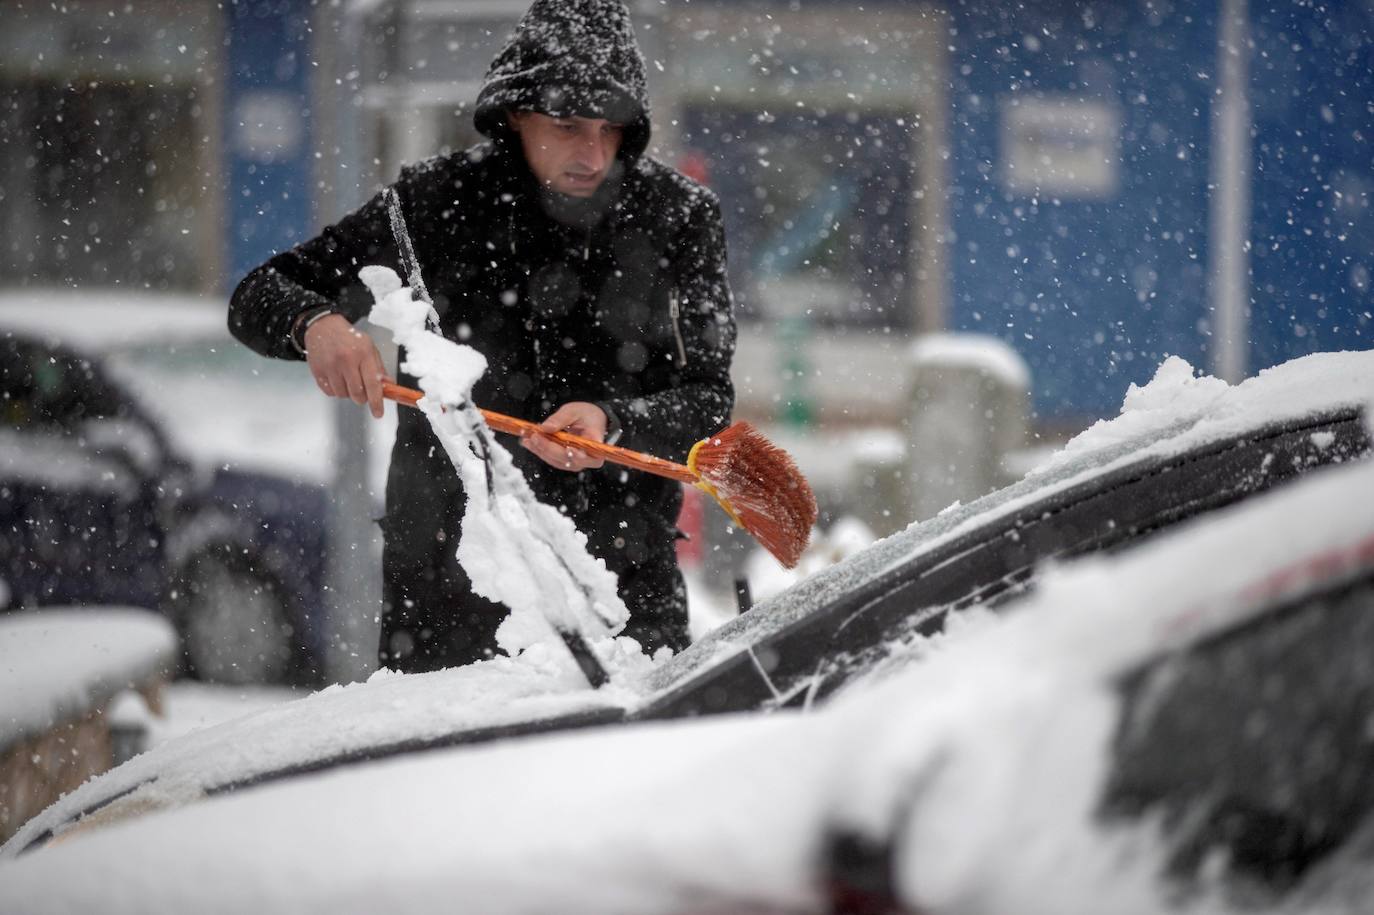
[521,401,608,472]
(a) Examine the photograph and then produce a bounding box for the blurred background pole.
[779,315,815,429]
[323,397,380,683]
[318,2,385,684]
[1209,0,1252,384]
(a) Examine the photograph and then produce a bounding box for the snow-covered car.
[0,292,388,684]
[2,350,1369,863]
[1,408,1372,913]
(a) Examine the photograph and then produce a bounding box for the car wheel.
[168,546,300,685]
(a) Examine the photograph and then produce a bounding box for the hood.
[473,0,651,163]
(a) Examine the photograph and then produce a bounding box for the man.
[229,0,736,673]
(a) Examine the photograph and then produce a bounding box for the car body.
[3,349,1369,864]
[0,292,389,684]
[2,394,1372,913]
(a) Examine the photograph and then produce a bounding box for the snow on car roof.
[650,349,1374,691]
[4,457,1372,913]
[0,290,228,352]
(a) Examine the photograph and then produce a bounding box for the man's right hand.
[304,314,388,418]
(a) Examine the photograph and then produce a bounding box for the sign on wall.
[1001,96,1120,199]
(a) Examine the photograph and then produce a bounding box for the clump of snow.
[1036,355,1229,474]
[361,266,638,669]
[0,609,177,751]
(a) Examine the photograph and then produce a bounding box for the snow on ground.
[0,609,177,749]
[4,456,1372,913]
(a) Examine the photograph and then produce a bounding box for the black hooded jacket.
[228,0,736,661]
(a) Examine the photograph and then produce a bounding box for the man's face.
[508,110,625,197]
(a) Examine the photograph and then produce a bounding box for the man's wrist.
[290,305,338,355]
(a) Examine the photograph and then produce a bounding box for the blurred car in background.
[0,292,391,684]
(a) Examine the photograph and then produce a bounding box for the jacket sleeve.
[227,173,416,361]
[603,191,737,461]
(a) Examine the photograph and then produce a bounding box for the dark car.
[0,296,339,684]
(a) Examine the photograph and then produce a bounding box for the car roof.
[0,290,228,353]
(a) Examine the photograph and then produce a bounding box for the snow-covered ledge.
[0,609,177,843]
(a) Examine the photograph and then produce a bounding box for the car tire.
[166,544,304,686]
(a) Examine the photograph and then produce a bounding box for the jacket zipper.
[668,288,688,368]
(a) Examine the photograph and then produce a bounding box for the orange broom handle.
[381,381,699,484]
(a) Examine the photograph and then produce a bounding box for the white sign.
[1002,96,1120,198]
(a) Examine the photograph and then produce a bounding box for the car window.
[1105,574,1374,896]
[0,335,127,429]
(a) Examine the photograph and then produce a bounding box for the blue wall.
[945,0,1372,422]
[946,1,1216,420]
[224,0,315,287]
[1248,1,1374,370]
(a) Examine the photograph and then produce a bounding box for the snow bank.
[0,609,176,751]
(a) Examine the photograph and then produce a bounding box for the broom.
[381,381,818,569]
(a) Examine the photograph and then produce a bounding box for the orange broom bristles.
[688,422,818,569]
[380,382,817,569]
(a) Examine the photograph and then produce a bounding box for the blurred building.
[2,0,1370,427]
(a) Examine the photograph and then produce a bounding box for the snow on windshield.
[649,350,1374,691]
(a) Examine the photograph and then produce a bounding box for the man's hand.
[304,314,388,418]
[521,401,608,472]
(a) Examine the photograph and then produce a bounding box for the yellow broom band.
[688,438,746,529]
